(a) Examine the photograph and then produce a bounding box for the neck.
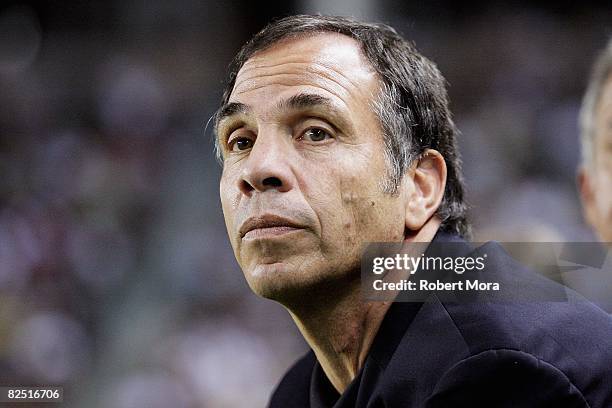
[285,218,441,394]
[288,282,389,393]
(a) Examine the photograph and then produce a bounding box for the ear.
[403,149,447,232]
[577,166,597,228]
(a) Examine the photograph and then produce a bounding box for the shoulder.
[268,350,315,408]
[438,241,612,358]
[435,298,612,406]
[374,240,612,406]
[426,348,593,407]
[434,242,612,407]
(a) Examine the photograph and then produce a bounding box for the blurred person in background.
[216,15,612,407]
[562,38,612,314]
[578,38,612,244]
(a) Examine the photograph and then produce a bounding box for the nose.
[238,130,295,196]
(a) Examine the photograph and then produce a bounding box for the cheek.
[348,191,405,241]
[220,162,244,211]
[220,180,238,213]
[315,158,404,248]
[219,176,241,246]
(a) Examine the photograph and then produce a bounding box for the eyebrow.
[217,93,342,124]
[216,101,251,124]
[280,93,353,134]
[277,93,336,112]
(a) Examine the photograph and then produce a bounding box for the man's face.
[585,75,612,242]
[217,33,407,301]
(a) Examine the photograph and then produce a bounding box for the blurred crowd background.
[0,1,610,407]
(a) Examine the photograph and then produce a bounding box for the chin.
[246,261,340,306]
[244,258,358,306]
[245,261,304,301]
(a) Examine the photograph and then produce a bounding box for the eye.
[230,137,254,151]
[302,128,332,142]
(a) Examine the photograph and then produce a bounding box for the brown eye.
[231,137,254,151]
[303,128,331,142]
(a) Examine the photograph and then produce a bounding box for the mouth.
[239,214,307,240]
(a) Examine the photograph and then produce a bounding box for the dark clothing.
[269,233,612,407]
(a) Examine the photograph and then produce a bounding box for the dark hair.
[216,15,470,237]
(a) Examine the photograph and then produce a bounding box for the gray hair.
[580,38,612,168]
[215,15,470,237]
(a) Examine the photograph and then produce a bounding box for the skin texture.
[218,33,447,392]
[579,75,612,243]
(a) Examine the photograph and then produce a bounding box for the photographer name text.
[372,279,500,291]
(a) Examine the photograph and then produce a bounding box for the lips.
[239,214,306,239]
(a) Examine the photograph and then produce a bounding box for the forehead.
[229,33,380,112]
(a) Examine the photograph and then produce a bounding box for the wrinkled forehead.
[229,32,380,108]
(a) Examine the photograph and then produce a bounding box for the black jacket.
[269,233,612,407]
